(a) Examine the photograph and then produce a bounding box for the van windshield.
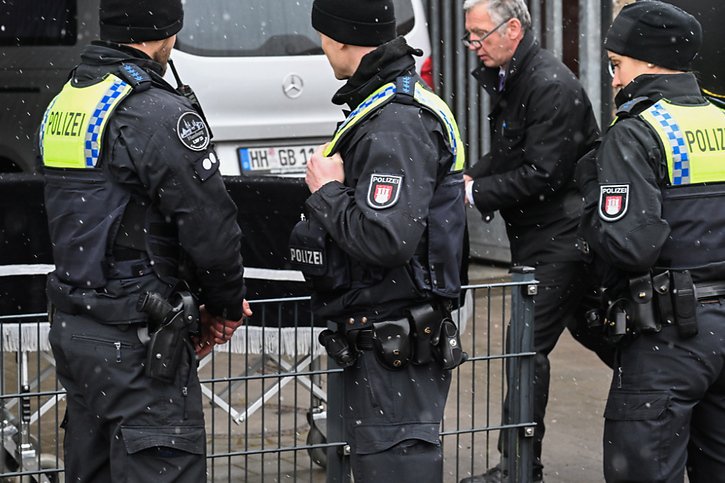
[176,0,415,57]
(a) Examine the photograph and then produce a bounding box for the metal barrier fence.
[0,269,535,482]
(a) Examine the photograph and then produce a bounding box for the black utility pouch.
[409,304,443,365]
[652,271,674,326]
[289,217,350,291]
[372,318,412,370]
[628,274,660,333]
[671,270,698,338]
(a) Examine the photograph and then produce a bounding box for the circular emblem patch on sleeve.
[177,111,210,151]
[367,174,403,209]
[598,184,629,222]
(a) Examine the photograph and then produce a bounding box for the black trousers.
[604,300,725,483]
[499,261,615,475]
[49,312,206,483]
[343,349,451,483]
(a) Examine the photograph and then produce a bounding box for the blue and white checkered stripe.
[649,101,690,185]
[38,95,59,159]
[336,84,396,133]
[84,79,129,167]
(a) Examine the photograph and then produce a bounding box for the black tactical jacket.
[43,42,246,320]
[467,31,600,265]
[303,38,465,321]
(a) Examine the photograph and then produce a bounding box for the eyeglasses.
[461,18,511,49]
[607,59,616,78]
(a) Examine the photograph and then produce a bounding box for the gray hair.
[462,0,532,31]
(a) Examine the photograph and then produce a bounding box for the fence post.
[506,266,536,483]
[325,323,351,483]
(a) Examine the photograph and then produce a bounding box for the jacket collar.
[471,30,538,97]
[331,36,421,110]
[614,73,704,107]
[74,41,166,84]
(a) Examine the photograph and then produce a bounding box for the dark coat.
[304,38,464,320]
[468,31,600,265]
[578,73,713,276]
[47,42,246,319]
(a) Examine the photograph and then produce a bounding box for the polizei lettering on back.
[289,247,324,266]
[684,128,725,153]
[47,111,87,137]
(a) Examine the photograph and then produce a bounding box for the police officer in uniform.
[288,0,466,481]
[577,2,725,481]
[39,1,250,480]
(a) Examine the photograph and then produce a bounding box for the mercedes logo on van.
[282,74,304,99]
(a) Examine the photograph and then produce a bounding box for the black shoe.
[459,464,544,483]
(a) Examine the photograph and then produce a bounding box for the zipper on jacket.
[70,335,136,363]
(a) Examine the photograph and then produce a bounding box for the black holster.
[409,304,466,370]
[138,291,199,383]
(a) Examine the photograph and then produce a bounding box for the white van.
[173,0,431,176]
[0,0,432,175]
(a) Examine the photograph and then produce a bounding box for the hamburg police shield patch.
[599,184,629,222]
[177,112,210,151]
[367,174,402,209]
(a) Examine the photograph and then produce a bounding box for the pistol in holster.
[137,291,200,383]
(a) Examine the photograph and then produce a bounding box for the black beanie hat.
[312,0,396,47]
[604,0,702,71]
[100,0,184,43]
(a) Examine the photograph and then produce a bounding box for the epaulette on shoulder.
[117,63,152,92]
[394,75,416,105]
[615,96,652,118]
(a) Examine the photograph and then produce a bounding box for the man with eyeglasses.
[460,1,608,482]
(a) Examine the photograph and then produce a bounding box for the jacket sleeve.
[465,152,492,178]
[305,107,443,267]
[471,82,589,211]
[580,118,670,272]
[111,108,246,320]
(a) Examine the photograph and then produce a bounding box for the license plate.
[238,144,317,175]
